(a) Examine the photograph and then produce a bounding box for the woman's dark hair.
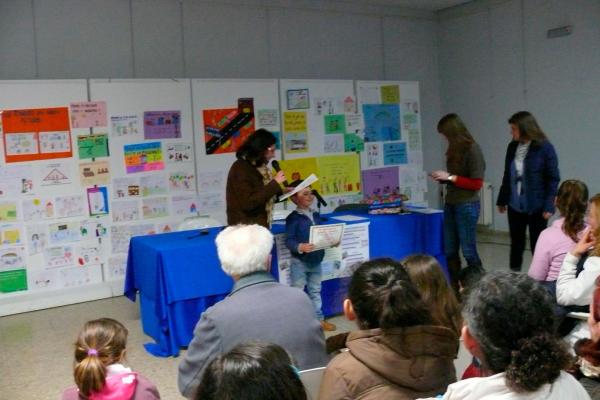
[194,341,306,400]
[508,111,548,144]
[437,113,475,173]
[556,179,589,242]
[463,271,570,392]
[348,258,431,330]
[236,129,276,166]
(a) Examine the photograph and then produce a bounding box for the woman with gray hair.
[421,271,588,399]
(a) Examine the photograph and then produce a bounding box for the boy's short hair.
[289,179,311,202]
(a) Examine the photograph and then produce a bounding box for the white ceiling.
[343,0,473,11]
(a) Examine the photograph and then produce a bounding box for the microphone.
[312,189,328,207]
[271,160,289,187]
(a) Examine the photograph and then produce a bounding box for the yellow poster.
[0,202,17,221]
[2,228,21,245]
[381,85,400,104]
[316,154,361,196]
[279,157,321,192]
[283,111,307,132]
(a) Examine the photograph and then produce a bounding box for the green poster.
[381,85,400,104]
[324,115,346,134]
[0,269,27,293]
[344,134,365,152]
[78,134,109,159]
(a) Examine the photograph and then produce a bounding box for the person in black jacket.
[497,111,560,271]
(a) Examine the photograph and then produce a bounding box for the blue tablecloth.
[125,211,444,357]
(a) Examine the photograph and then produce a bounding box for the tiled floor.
[0,231,530,399]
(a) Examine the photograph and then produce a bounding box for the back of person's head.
[216,224,273,277]
[590,194,600,257]
[402,254,461,334]
[508,111,547,143]
[348,258,431,330]
[437,113,475,172]
[73,318,128,396]
[556,179,589,242]
[236,129,277,166]
[194,341,307,400]
[458,264,485,300]
[463,271,569,392]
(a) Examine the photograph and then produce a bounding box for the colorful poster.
[87,186,109,216]
[76,246,102,267]
[384,142,408,165]
[0,225,22,245]
[23,197,54,221]
[166,142,193,163]
[77,134,109,159]
[0,246,26,271]
[124,142,164,173]
[39,162,73,186]
[284,132,308,154]
[344,134,364,152]
[45,245,75,268]
[142,197,169,219]
[2,107,72,162]
[286,89,310,110]
[0,269,27,293]
[203,108,255,155]
[143,110,181,139]
[111,115,139,137]
[79,160,110,186]
[324,114,346,134]
[55,195,86,218]
[0,202,18,221]
[49,221,81,244]
[381,85,400,104]
[140,174,168,197]
[70,101,107,128]
[257,109,279,127]
[362,167,400,198]
[316,154,361,195]
[112,177,140,198]
[362,104,401,142]
[80,219,108,238]
[111,200,140,222]
[279,157,321,192]
[168,171,195,192]
[283,111,307,132]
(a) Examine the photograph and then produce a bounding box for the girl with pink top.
[528,180,588,282]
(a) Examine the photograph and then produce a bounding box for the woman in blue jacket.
[497,111,560,271]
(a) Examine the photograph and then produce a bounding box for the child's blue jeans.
[289,258,324,320]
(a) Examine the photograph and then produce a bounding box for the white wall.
[438,0,600,231]
[0,0,445,206]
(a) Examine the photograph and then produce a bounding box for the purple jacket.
[528,218,579,281]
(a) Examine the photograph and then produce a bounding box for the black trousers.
[507,207,548,271]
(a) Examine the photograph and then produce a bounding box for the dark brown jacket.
[226,159,282,228]
[319,326,458,400]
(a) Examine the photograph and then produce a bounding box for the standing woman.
[226,129,286,228]
[497,111,560,271]
[431,113,486,291]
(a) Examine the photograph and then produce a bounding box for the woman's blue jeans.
[444,201,482,267]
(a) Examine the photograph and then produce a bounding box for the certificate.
[309,223,345,251]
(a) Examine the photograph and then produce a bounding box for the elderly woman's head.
[215,224,274,278]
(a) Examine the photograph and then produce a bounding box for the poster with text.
[124,142,164,173]
[316,154,361,195]
[70,101,107,128]
[143,110,181,139]
[79,160,110,186]
[77,134,109,159]
[362,104,401,143]
[111,115,139,137]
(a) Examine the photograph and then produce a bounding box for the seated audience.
[319,258,458,400]
[529,179,588,283]
[575,303,600,399]
[422,271,589,399]
[178,224,328,398]
[62,318,160,400]
[457,264,485,301]
[403,254,462,335]
[194,341,307,400]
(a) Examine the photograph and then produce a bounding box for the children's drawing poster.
[202,108,255,155]
[362,167,400,198]
[79,160,110,186]
[76,246,102,267]
[49,221,81,244]
[344,134,364,152]
[383,142,407,165]
[324,114,346,134]
[27,224,48,255]
[324,135,344,153]
[380,85,400,104]
[140,174,168,197]
[257,109,279,128]
[0,225,22,246]
[2,107,72,162]
[45,245,75,268]
[124,142,164,173]
[0,269,27,293]
[362,104,401,142]
[111,115,139,137]
[70,101,107,128]
[278,157,321,192]
[22,197,54,221]
[168,171,195,192]
[113,177,140,199]
[361,142,383,168]
[0,164,34,197]
[87,186,109,216]
[0,202,18,221]
[142,197,169,219]
[39,162,73,186]
[316,154,361,195]
[286,89,310,110]
[166,142,192,163]
[197,170,225,192]
[111,200,140,222]
[143,110,181,139]
[107,255,127,280]
[55,194,86,218]
[77,134,109,159]
[171,195,198,216]
[283,111,308,154]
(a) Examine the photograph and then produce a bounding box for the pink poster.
[70,102,108,128]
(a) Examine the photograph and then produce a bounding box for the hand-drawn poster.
[197,170,225,192]
[55,194,86,218]
[87,186,109,216]
[168,171,195,192]
[45,245,75,268]
[287,89,310,110]
[316,154,361,195]
[362,167,400,198]
[76,246,101,267]
[143,110,181,139]
[257,109,279,128]
[142,197,169,219]
[70,101,107,128]
[381,85,400,104]
[27,224,48,255]
[39,162,73,186]
[23,197,54,221]
[124,142,164,173]
[166,142,192,163]
[344,134,364,152]
[107,255,127,280]
[113,177,140,199]
[324,135,344,153]
[49,221,81,244]
[383,142,408,165]
[0,202,18,221]
[111,115,139,137]
[197,192,224,212]
[203,108,255,155]
[77,134,109,159]
[79,160,110,186]
[324,115,346,134]
[0,225,22,246]
[279,157,321,192]
[111,200,140,222]
[362,104,401,142]
[0,164,34,197]
[345,114,364,135]
[171,195,198,216]
[140,175,168,197]
[2,107,72,162]
[80,219,108,238]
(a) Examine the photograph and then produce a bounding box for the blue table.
[125,211,444,357]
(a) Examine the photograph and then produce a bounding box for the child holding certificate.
[285,180,336,332]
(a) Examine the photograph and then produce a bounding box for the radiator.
[478,182,493,226]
